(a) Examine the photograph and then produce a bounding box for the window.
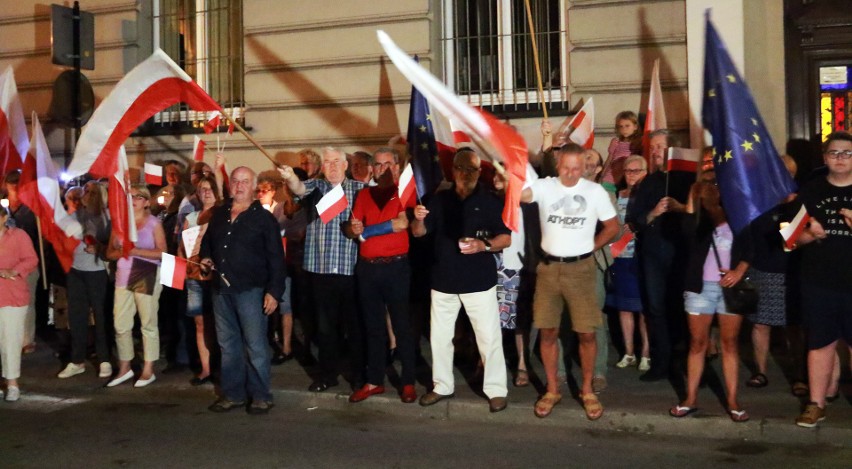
[441,0,567,113]
[152,0,245,129]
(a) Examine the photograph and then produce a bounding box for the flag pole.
[217,110,280,168]
[523,0,548,119]
[35,218,48,289]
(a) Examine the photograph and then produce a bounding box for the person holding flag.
[345,147,417,404]
[625,129,693,382]
[793,131,852,428]
[279,147,367,393]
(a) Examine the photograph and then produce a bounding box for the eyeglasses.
[453,165,480,174]
[825,149,852,160]
[623,169,646,174]
[255,188,273,194]
[131,194,147,201]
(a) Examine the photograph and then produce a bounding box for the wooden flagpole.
[35,217,48,289]
[217,110,280,167]
[523,0,548,119]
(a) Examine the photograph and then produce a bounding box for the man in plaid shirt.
[280,148,366,393]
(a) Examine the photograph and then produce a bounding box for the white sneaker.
[57,362,86,379]
[99,362,113,379]
[5,386,20,402]
[639,357,651,372]
[616,354,637,368]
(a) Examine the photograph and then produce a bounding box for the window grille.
[151,0,244,129]
[442,0,567,113]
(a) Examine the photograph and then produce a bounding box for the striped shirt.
[302,178,366,275]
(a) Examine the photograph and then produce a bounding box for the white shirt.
[530,177,616,257]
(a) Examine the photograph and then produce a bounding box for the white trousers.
[0,306,28,380]
[113,280,162,363]
[430,287,507,398]
[24,271,38,345]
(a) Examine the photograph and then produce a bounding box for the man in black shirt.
[411,149,511,412]
[200,166,286,415]
[625,130,693,381]
[794,131,852,428]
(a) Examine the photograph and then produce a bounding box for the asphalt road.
[2,386,849,469]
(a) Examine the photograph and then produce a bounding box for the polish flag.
[558,98,595,149]
[203,111,234,135]
[398,162,416,207]
[68,49,221,180]
[316,184,348,224]
[609,231,634,258]
[18,114,82,272]
[643,59,668,161]
[160,253,187,290]
[108,146,138,257]
[0,66,29,173]
[666,147,701,172]
[193,135,206,162]
[144,163,163,185]
[66,49,220,255]
[378,31,528,231]
[780,205,811,250]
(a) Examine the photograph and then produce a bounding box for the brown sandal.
[534,392,562,418]
[580,393,604,420]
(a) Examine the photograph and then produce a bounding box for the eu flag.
[702,15,796,233]
[406,62,444,198]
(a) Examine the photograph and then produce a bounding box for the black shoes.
[308,378,339,393]
[271,352,294,365]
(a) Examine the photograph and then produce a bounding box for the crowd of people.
[0,117,849,428]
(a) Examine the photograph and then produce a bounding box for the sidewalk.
[13,337,852,448]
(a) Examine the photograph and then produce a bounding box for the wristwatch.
[483,239,492,252]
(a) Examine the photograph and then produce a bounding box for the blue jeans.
[212,287,272,402]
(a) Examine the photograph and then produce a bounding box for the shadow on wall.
[244,35,401,148]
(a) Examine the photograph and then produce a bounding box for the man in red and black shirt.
[345,147,417,404]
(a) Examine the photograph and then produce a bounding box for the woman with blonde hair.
[105,184,166,387]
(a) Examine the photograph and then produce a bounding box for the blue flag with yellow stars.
[702,15,796,234]
[406,58,444,198]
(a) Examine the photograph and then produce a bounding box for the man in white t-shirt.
[520,143,618,420]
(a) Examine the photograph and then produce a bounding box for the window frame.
[440,0,569,113]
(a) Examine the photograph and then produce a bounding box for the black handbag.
[595,253,615,293]
[710,235,758,315]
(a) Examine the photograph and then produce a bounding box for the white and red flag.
[780,205,811,250]
[609,231,634,258]
[203,111,234,135]
[67,49,221,255]
[397,162,416,207]
[316,184,348,224]
[107,146,138,258]
[18,114,82,272]
[160,253,187,290]
[193,135,206,162]
[377,30,528,231]
[557,98,595,149]
[643,58,668,161]
[144,163,163,185]
[666,147,701,172]
[0,66,29,174]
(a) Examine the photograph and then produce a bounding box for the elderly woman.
[105,184,166,388]
[0,206,39,401]
[610,155,650,371]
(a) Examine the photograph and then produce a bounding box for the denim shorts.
[185,279,206,317]
[683,281,735,316]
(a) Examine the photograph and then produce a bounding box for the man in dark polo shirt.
[411,149,511,413]
[200,167,287,415]
[345,147,417,404]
